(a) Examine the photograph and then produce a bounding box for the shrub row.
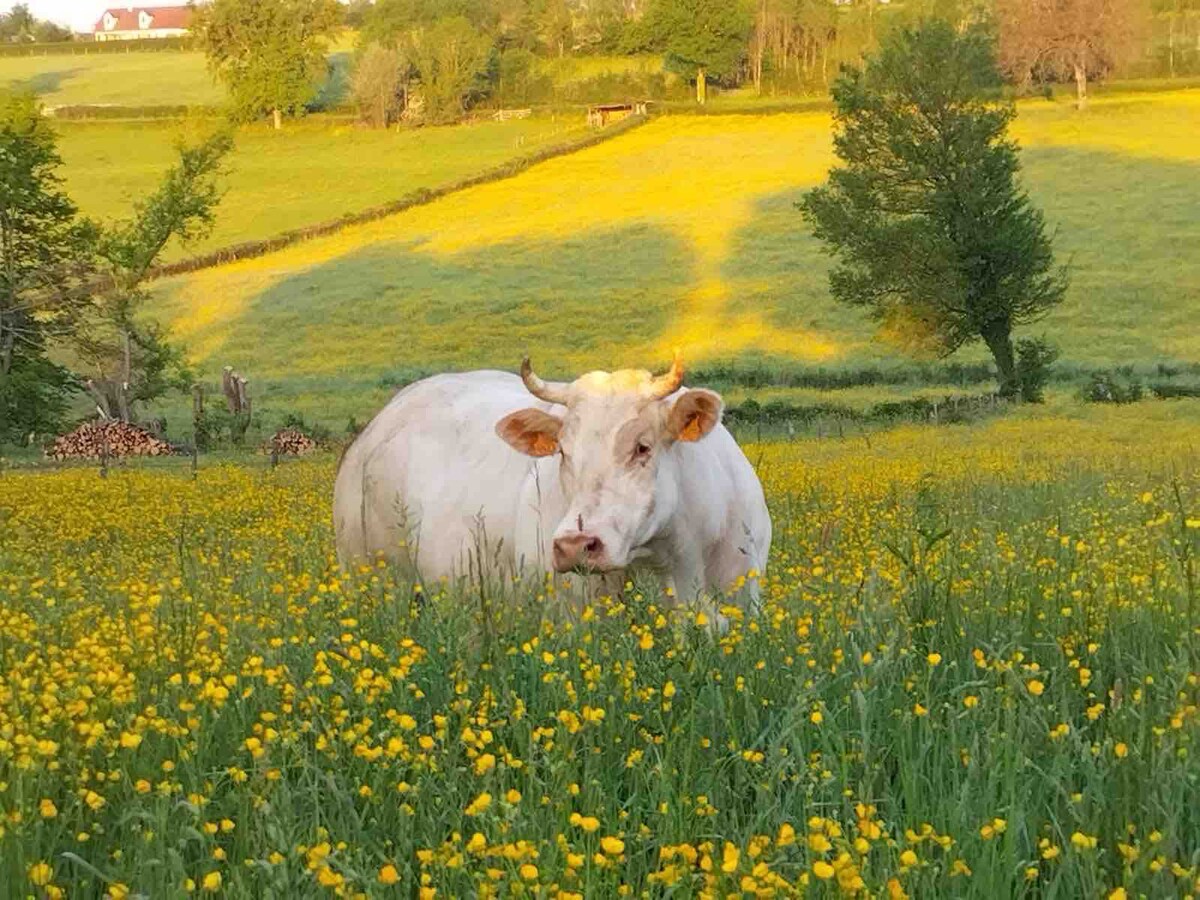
[0,38,196,56]
[1082,371,1200,404]
[723,392,1011,430]
[692,358,1200,393]
[47,104,219,120]
[690,359,1000,390]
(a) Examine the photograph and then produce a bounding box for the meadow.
[53,116,589,263]
[141,89,1200,427]
[0,46,648,111]
[0,49,220,108]
[1,401,1197,897]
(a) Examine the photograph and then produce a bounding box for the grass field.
[54,116,589,264]
[1,402,1196,897]
[0,50,220,107]
[139,90,1200,426]
[0,47,655,110]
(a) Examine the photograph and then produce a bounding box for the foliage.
[1150,381,1200,399]
[497,48,547,105]
[352,43,407,127]
[639,0,751,91]
[800,21,1069,398]
[405,16,494,122]
[1082,370,1145,403]
[0,91,93,444]
[0,408,1197,895]
[0,3,73,44]
[995,0,1149,105]
[0,340,75,445]
[1015,336,1060,403]
[75,131,232,423]
[193,402,256,450]
[193,0,342,126]
[363,0,497,39]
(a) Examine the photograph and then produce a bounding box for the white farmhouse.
[93,6,192,42]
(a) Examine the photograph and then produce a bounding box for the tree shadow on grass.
[9,67,80,98]
[720,186,889,363]
[191,222,695,403]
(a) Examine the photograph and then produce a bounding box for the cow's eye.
[633,441,652,460]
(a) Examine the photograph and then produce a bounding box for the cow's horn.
[646,350,684,399]
[521,356,570,405]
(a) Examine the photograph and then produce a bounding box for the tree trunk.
[981,321,1018,398]
[1073,61,1088,110]
[1168,9,1176,79]
[273,107,283,130]
[118,327,133,423]
[0,318,13,378]
[696,67,706,104]
[752,0,766,94]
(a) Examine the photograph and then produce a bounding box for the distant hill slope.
[56,117,590,263]
[145,90,1200,424]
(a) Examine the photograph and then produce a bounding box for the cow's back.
[333,371,560,577]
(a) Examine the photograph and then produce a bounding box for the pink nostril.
[553,533,605,571]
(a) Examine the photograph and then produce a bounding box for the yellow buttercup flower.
[601,836,625,855]
[28,862,53,886]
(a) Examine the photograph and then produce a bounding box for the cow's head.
[495,354,723,573]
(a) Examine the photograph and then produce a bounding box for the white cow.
[333,355,771,611]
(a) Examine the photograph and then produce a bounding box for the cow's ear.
[496,408,562,457]
[667,389,723,443]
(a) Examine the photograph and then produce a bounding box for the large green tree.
[800,21,1068,398]
[641,0,751,102]
[0,92,93,444]
[405,17,494,122]
[193,0,342,129]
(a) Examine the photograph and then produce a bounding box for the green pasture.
[130,90,1200,427]
[55,116,590,262]
[0,50,220,107]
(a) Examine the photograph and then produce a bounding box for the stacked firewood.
[262,428,318,456]
[47,421,175,460]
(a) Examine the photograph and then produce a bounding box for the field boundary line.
[148,113,653,282]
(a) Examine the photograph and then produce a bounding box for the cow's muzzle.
[552,532,610,573]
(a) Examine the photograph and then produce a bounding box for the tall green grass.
[0,405,1196,897]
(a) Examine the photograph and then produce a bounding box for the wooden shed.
[586,101,649,128]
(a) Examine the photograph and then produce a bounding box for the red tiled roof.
[94,6,193,33]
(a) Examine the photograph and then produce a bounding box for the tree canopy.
[78,132,233,423]
[640,0,751,99]
[193,0,342,128]
[995,0,1149,106]
[800,20,1069,398]
[0,92,93,442]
